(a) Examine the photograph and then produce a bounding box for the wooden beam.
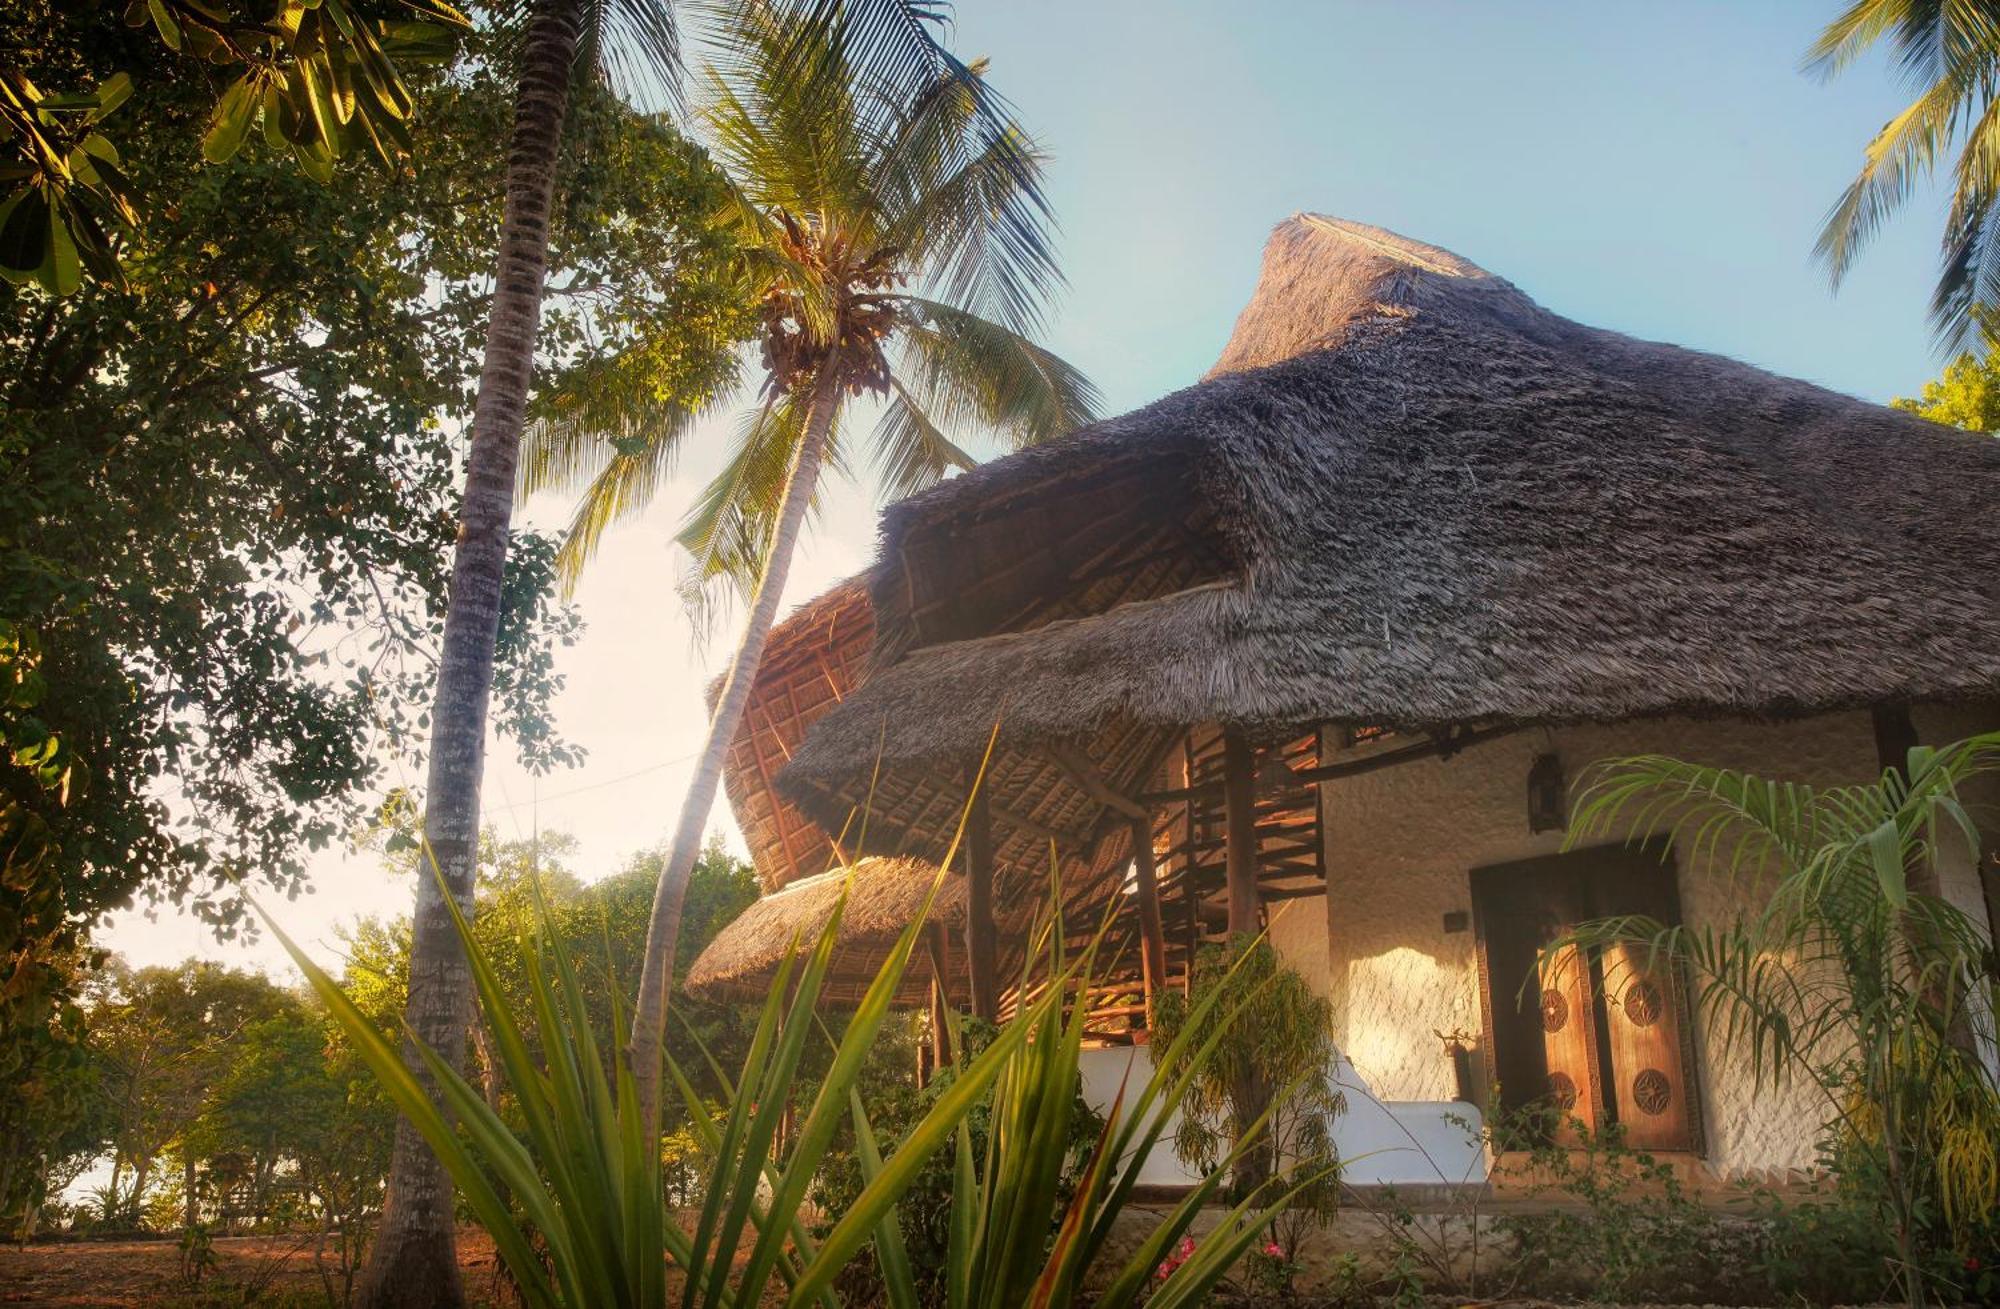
[1291,724,1519,785]
[1047,744,1148,821]
[965,784,999,1021]
[1223,730,1261,936]
[1130,817,1168,1024]
[925,924,953,1073]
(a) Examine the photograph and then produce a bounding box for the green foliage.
[272,843,1041,1308]
[1152,933,1344,1242]
[808,1014,1104,1307]
[85,959,298,1228]
[0,5,744,1096]
[2,0,471,294]
[1808,0,2000,346]
[850,909,1310,1309]
[524,0,1097,602]
[0,937,108,1240]
[1893,307,2000,431]
[1491,1106,1736,1304]
[1561,732,2000,1307]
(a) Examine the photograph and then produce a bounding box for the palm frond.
[868,59,1061,334]
[674,394,851,630]
[868,377,977,499]
[520,345,745,593]
[1808,0,2000,345]
[888,294,1098,450]
[582,0,683,112]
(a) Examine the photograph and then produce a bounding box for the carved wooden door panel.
[1538,936,1600,1140]
[1588,848,1700,1152]
[1599,942,1693,1148]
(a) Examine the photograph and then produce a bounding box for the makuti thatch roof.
[777,214,2000,854]
[684,856,965,1007]
[715,575,874,891]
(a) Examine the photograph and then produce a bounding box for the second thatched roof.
[777,214,2000,835]
[684,856,965,1007]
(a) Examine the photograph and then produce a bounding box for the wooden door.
[1471,861,1603,1139]
[1472,842,1702,1153]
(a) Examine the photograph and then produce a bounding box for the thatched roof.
[777,214,2000,849]
[684,856,965,1007]
[716,575,875,890]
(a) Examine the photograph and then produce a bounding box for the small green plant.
[177,1220,219,1288]
[1560,733,2000,1308]
[1151,933,1344,1260]
[1492,1106,1731,1302]
[827,894,1317,1309]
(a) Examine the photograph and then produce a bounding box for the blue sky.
[952,1,1951,417]
[109,2,1970,973]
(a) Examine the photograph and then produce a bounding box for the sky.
[101,1,1958,979]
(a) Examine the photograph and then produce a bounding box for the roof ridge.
[1294,213,1480,279]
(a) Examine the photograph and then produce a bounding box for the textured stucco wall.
[1279,706,1999,1183]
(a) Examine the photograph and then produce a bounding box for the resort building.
[688,215,2000,1188]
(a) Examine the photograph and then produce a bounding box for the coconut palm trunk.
[357,4,582,1305]
[630,357,843,1125]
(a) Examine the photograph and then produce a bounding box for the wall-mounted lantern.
[1527,752,1567,833]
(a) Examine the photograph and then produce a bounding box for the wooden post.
[1221,727,1272,1195]
[1180,733,1201,991]
[1223,730,1262,936]
[965,783,999,1022]
[925,924,954,1072]
[1131,817,1167,1025]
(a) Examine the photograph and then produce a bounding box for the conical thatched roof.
[778,215,2000,843]
[714,575,875,891]
[684,856,964,1007]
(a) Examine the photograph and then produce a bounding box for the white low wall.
[1075,1046,1487,1189]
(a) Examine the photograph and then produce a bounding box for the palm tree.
[1809,0,2000,348]
[521,4,1097,1122]
[377,2,1036,1303]
[1557,733,2000,1309]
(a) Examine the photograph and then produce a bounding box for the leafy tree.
[0,938,109,1241]
[591,2,1096,1120]
[1560,734,2000,1309]
[0,7,741,1220]
[1809,0,2000,347]
[85,959,295,1228]
[1,0,472,295]
[1892,308,2000,430]
[1151,934,1343,1248]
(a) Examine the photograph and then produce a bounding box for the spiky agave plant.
[1553,732,2000,1308]
[798,883,1324,1309]
[265,844,1040,1307]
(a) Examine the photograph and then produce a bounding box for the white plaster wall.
[1300,707,1999,1183]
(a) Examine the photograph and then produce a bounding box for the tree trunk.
[629,360,845,1126]
[356,4,581,1305]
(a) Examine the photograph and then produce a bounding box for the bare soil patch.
[0,1229,505,1307]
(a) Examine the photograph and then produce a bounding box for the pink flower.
[1263,1241,1284,1258]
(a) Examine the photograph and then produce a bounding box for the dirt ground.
[0,1229,507,1307]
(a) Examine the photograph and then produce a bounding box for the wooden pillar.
[1222,728,1272,1196]
[925,924,954,1072]
[965,783,999,1022]
[1179,734,1202,991]
[1131,817,1167,1024]
[1223,730,1262,937]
